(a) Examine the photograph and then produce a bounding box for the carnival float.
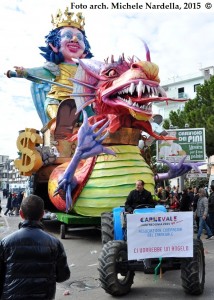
[6,6,202,233]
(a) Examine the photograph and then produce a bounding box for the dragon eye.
[105,69,118,77]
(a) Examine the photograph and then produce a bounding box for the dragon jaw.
[101,78,168,121]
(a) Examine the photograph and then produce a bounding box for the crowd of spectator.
[4,191,25,216]
[155,184,214,239]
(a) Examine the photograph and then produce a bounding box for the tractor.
[98,204,205,296]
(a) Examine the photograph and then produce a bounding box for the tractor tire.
[98,240,135,296]
[181,238,205,295]
[101,212,114,245]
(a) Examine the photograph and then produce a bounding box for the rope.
[154,257,163,281]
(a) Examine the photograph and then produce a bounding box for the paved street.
[1,195,214,300]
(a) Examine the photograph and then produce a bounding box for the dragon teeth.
[153,87,158,96]
[119,82,161,97]
[128,98,133,105]
[117,81,165,103]
[129,82,135,94]
[157,86,167,97]
[151,87,155,95]
[117,95,152,112]
[137,81,143,98]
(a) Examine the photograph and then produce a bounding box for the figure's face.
[60,27,86,62]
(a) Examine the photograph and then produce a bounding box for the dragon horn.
[75,98,95,114]
[143,40,151,62]
[118,53,125,64]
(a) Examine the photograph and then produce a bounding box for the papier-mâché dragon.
[48,45,202,215]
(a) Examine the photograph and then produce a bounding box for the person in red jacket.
[170,194,180,211]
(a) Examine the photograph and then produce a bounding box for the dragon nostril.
[131,63,140,69]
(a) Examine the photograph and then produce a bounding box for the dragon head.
[98,58,166,122]
[71,42,185,138]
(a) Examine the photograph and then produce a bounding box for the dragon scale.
[73,145,154,216]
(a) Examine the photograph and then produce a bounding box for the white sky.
[0,0,214,158]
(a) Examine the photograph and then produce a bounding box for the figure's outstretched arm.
[154,156,205,181]
[6,68,71,89]
[54,110,115,211]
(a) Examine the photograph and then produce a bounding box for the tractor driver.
[125,180,156,213]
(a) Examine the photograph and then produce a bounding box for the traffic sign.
[186,173,207,178]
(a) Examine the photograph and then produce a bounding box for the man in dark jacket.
[208,185,214,234]
[180,189,191,211]
[125,180,156,213]
[0,194,70,299]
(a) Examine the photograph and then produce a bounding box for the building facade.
[153,66,214,184]
[153,66,214,119]
[0,155,27,192]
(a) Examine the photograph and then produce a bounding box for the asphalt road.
[1,196,214,300]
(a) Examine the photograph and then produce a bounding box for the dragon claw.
[157,156,206,181]
[54,110,115,212]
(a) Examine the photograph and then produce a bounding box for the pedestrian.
[4,192,13,216]
[17,191,24,209]
[195,188,213,240]
[179,188,191,211]
[159,186,171,207]
[0,194,70,299]
[156,186,166,201]
[11,193,19,216]
[172,185,178,196]
[187,186,194,209]
[170,194,180,211]
[125,180,156,213]
[208,185,214,235]
[193,187,200,232]
[0,199,2,216]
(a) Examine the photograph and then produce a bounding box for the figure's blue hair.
[39,27,93,63]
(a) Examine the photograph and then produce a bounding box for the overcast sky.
[0,0,214,158]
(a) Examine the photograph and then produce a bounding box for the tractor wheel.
[98,240,135,296]
[181,238,205,295]
[101,212,114,245]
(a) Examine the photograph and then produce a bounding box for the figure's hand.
[160,156,205,179]
[13,66,27,78]
[77,110,115,159]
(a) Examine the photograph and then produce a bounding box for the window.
[178,87,184,98]
[194,84,200,92]
[204,69,211,80]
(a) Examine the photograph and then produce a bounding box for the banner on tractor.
[127,212,193,260]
